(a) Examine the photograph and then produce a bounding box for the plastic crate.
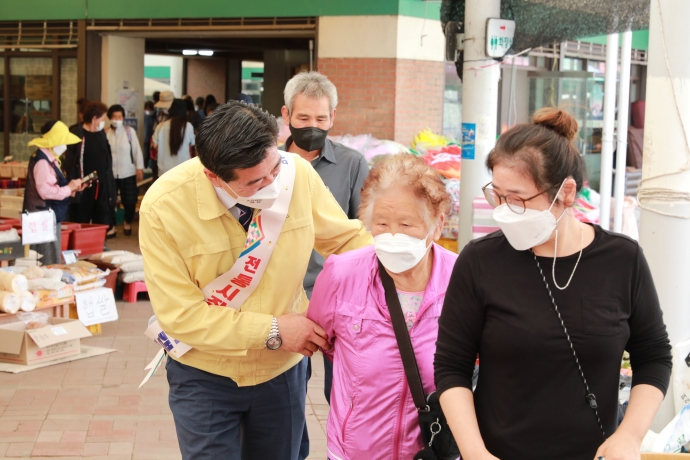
[64,223,108,256]
[90,260,120,292]
[60,229,72,251]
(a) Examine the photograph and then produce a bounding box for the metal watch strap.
[269,317,279,339]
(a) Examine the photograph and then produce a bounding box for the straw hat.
[27,121,81,149]
[154,90,175,109]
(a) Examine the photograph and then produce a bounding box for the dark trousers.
[114,176,138,224]
[324,353,333,405]
[166,357,309,460]
[73,183,112,227]
[143,142,151,169]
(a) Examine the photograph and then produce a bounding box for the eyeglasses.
[482,182,559,214]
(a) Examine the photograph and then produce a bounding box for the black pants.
[73,181,112,227]
[114,176,138,224]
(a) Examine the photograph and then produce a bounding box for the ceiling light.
[199,50,214,56]
[182,50,198,56]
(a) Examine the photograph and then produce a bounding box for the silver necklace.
[552,220,584,290]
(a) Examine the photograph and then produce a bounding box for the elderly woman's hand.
[67,179,83,192]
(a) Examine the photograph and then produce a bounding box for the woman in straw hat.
[25,120,86,264]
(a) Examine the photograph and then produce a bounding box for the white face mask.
[52,144,67,156]
[374,233,431,274]
[111,120,123,129]
[145,111,152,116]
[96,120,105,131]
[492,180,567,251]
[223,173,281,210]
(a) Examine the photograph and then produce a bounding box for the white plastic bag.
[652,405,690,453]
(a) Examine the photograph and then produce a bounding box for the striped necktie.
[235,203,253,232]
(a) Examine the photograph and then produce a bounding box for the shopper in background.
[152,99,195,176]
[183,97,201,131]
[308,154,455,460]
[280,71,369,429]
[65,101,117,234]
[151,90,174,180]
[435,108,672,460]
[24,120,85,264]
[75,98,88,124]
[140,100,371,460]
[194,96,204,114]
[204,102,219,117]
[198,94,216,120]
[143,100,155,169]
[236,93,253,104]
[106,104,144,237]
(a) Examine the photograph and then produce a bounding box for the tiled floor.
[0,224,330,459]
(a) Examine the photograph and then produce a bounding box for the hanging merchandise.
[411,129,450,154]
[423,145,462,179]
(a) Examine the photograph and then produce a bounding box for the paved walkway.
[0,226,330,459]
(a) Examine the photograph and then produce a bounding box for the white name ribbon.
[144,154,296,361]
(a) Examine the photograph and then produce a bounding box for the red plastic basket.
[63,222,108,256]
[60,229,72,251]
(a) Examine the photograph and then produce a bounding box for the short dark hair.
[144,100,154,110]
[153,91,161,102]
[205,102,219,115]
[195,96,204,107]
[82,102,108,124]
[76,98,89,115]
[107,104,125,119]
[196,101,278,182]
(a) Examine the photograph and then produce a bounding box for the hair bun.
[532,107,578,142]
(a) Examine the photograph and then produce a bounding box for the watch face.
[267,336,282,350]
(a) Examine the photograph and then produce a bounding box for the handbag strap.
[533,253,606,440]
[378,259,429,413]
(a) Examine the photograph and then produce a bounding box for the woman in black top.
[435,108,672,460]
[64,101,116,233]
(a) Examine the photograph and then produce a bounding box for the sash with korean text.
[145,154,296,359]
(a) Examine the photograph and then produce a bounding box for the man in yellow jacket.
[140,101,371,460]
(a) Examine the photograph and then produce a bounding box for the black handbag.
[378,259,460,460]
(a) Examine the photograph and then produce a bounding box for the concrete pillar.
[316,15,445,145]
[599,33,619,231]
[263,50,310,117]
[638,0,690,430]
[457,0,501,248]
[101,35,145,145]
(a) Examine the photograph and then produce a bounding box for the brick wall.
[394,59,444,147]
[318,57,444,146]
[185,58,226,103]
[318,58,397,141]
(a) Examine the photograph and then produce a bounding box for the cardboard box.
[0,317,91,365]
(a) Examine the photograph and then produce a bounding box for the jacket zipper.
[392,380,408,460]
[341,395,354,445]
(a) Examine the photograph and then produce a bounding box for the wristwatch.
[266,317,282,350]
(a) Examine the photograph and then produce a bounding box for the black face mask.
[289,123,329,152]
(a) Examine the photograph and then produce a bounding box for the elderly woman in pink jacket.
[308,154,457,460]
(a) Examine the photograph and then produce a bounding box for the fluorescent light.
[199,50,214,56]
[182,50,198,56]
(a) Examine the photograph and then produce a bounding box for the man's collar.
[194,161,233,220]
[282,137,336,165]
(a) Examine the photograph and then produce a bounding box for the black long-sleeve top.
[435,225,672,460]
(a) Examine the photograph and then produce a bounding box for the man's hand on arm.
[276,313,331,357]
